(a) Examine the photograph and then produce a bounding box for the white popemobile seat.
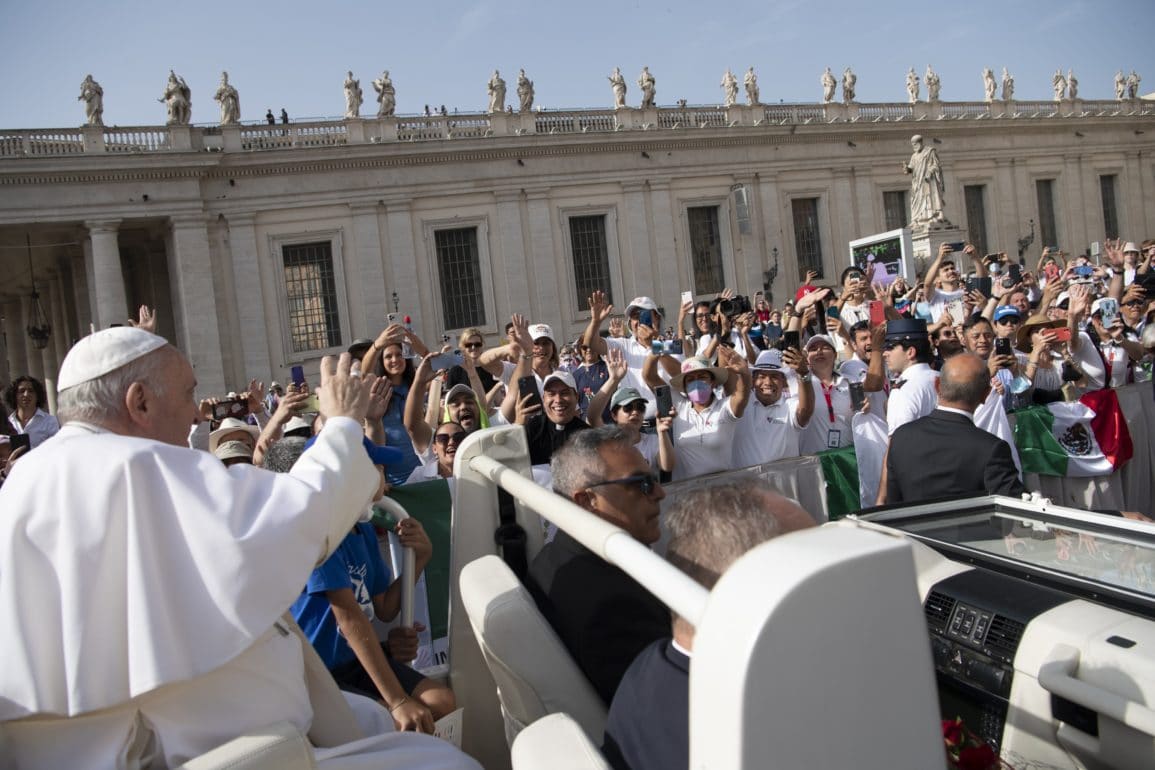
[460,555,607,746]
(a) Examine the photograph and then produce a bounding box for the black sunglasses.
[463,341,483,350]
[587,472,660,497]
[433,431,467,446]
[616,401,647,414]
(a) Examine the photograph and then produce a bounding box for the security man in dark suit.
[884,352,1024,504]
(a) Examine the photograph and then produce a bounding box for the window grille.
[282,241,341,353]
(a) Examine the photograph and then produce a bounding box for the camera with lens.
[715,294,752,319]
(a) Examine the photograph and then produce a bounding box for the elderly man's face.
[150,351,199,447]
[543,381,579,424]
[580,443,665,545]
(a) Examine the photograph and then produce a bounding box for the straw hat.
[670,356,729,392]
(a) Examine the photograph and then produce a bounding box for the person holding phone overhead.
[643,347,750,481]
[585,348,675,478]
[360,321,432,485]
[732,347,813,468]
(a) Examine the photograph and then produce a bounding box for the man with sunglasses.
[583,291,677,421]
[528,426,669,705]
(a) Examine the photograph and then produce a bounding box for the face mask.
[686,380,713,404]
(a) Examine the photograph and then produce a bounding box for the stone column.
[524,189,560,327]
[349,202,388,338]
[167,215,226,396]
[621,181,651,298]
[20,296,45,381]
[84,219,127,329]
[383,201,423,334]
[49,276,70,373]
[494,191,530,328]
[0,302,9,386]
[223,213,273,381]
[648,182,681,309]
[756,173,789,302]
[37,281,61,414]
[2,299,28,378]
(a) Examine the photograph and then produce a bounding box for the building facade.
[1,98,1152,402]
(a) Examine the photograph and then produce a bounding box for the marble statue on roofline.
[744,67,759,106]
[372,71,395,117]
[78,74,104,126]
[1001,68,1014,101]
[925,65,941,102]
[638,66,656,108]
[487,70,506,114]
[1115,70,1127,100]
[213,71,240,126]
[1067,70,1078,100]
[821,67,836,103]
[159,70,191,126]
[608,67,627,109]
[982,68,997,103]
[517,69,534,112]
[344,71,363,118]
[1127,71,1140,100]
[841,68,856,104]
[721,69,738,107]
[906,68,919,103]
[903,134,946,227]
[1052,69,1067,101]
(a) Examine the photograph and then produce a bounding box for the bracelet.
[389,696,410,713]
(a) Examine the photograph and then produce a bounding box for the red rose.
[957,744,998,770]
[942,719,964,747]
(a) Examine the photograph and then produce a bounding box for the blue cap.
[993,305,1022,323]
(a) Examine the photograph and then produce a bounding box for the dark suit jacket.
[886,409,1024,504]
[527,530,669,704]
[602,639,689,770]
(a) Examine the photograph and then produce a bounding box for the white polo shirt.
[886,363,940,435]
[732,395,802,468]
[671,392,738,480]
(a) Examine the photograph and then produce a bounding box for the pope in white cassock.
[0,328,477,769]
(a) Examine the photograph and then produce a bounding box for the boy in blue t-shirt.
[291,515,455,733]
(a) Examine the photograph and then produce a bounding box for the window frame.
[421,217,495,336]
[682,200,732,296]
[268,229,350,362]
[788,195,825,281]
[560,206,622,320]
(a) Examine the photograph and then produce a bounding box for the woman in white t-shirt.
[644,349,750,481]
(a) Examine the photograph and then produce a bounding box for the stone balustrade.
[0,98,1150,159]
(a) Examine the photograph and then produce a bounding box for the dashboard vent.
[984,615,1025,662]
[924,591,956,630]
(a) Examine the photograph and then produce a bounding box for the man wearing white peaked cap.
[0,327,478,769]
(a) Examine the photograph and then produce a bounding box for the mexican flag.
[1013,389,1133,477]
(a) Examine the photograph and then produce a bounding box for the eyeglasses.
[995,317,1021,325]
[586,472,660,497]
[463,341,483,350]
[433,431,467,446]
[694,313,710,319]
[616,401,646,414]
[1122,300,1145,308]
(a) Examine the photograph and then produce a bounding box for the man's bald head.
[937,352,990,412]
[665,475,815,592]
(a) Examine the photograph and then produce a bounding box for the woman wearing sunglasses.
[406,421,468,483]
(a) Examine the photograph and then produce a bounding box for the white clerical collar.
[936,405,974,421]
[671,637,693,659]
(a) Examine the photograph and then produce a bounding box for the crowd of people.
[0,234,1152,768]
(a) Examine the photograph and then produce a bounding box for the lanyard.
[819,381,836,423]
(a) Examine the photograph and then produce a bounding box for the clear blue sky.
[1,0,1152,128]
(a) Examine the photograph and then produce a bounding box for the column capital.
[381,197,412,212]
[84,219,122,234]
